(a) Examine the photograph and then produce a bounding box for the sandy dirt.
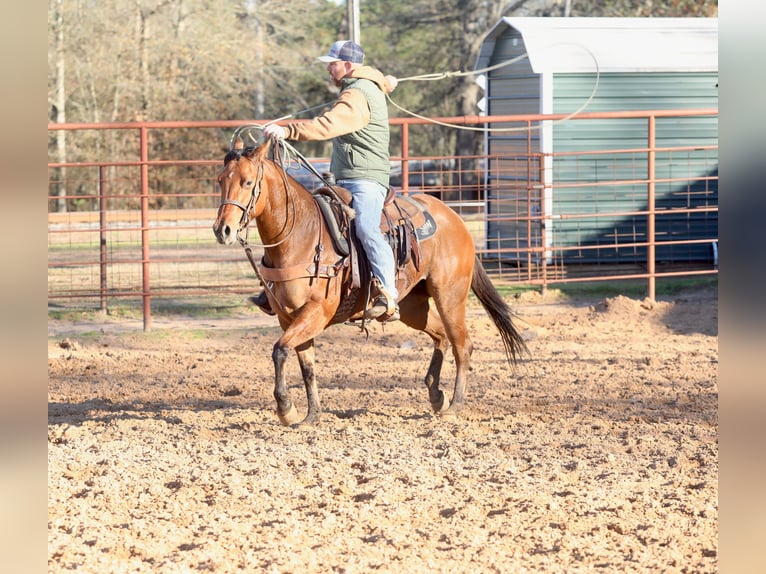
[48,285,718,573]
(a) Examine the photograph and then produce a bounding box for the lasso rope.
[230,125,328,178]
[387,43,600,133]
[233,43,600,141]
[394,51,531,82]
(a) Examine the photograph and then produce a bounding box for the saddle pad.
[382,195,436,241]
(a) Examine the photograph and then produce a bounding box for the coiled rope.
[386,43,600,133]
[229,124,340,191]
[235,43,600,139]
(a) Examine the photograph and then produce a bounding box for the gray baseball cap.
[317,40,365,64]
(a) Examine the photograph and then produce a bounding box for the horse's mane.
[222,140,328,202]
[223,146,256,165]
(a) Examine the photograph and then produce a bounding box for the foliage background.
[47,0,717,209]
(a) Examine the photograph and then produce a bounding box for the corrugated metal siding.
[554,73,718,114]
[486,32,542,142]
[551,72,718,263]
[483,20,718,266]
[486,32,543,260]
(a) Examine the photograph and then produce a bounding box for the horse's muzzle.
[213,220,237,245]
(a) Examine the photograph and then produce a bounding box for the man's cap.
[317,40,365,64]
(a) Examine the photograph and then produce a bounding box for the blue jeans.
[337,178,399,301]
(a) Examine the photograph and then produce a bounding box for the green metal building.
[475,18,718,266]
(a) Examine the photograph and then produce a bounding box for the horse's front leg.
[272,342,302,426]
[272,299,331,426]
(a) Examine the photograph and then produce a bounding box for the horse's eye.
[245,180,254,187]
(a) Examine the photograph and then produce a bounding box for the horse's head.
[213,138,271,245]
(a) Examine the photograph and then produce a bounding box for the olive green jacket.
[283,66,393,187]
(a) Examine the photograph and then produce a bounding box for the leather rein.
[219,146,341,316]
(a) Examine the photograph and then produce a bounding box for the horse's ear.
[233,138,244,151]
[254,137,271,160]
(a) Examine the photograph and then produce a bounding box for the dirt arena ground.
[48,284,718,573]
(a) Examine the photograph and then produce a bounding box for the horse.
[213,137,527,426]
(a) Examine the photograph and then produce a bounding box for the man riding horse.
[262,40,400,322]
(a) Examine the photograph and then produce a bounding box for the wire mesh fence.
[48,112,718,328]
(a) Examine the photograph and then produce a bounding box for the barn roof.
[476,17,718,74]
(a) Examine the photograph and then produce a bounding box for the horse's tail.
[471,257,529,366]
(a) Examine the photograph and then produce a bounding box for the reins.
[229,125,351,216]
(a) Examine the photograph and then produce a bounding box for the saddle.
[256,184,437,325]
[312,185,437,318]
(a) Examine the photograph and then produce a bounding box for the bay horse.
[213,137,527,426]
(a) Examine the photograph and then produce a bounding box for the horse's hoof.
[438,409,459,421]
[295,415,320,428]
[431,392,451,414]
[277,404,301,426]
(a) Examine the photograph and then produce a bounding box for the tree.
[48,0,717,210]
[50,0,67,212]
[47,0,345,209]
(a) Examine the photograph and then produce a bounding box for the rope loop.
[231,43,599,140]
[389,43,600,133]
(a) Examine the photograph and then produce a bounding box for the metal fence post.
[401,123,409,194]
[99,165,108,313]
[140,126,152,331]
[647,115,656,302]
[538,134,548,297]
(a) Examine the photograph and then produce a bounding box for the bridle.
[217,143,307,318]
[218,146,296,250]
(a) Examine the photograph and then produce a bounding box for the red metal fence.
[48,111,718,330]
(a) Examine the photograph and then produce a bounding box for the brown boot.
[249,290,275,316]
[364,295,400,322]
[363,283,399,322]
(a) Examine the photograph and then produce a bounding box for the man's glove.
[263,124,286,140]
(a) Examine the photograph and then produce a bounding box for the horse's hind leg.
[398,292,451,414]
[428,280,474,418]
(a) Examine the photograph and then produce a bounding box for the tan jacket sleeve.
[284,89,371,142]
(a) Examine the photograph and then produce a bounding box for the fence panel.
[48,112,718,330]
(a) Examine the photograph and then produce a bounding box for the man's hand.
[263,124,286,140]
[385,75,398,92]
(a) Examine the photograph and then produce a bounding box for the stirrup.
[363,283,398,322]
[380,306,400,323]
